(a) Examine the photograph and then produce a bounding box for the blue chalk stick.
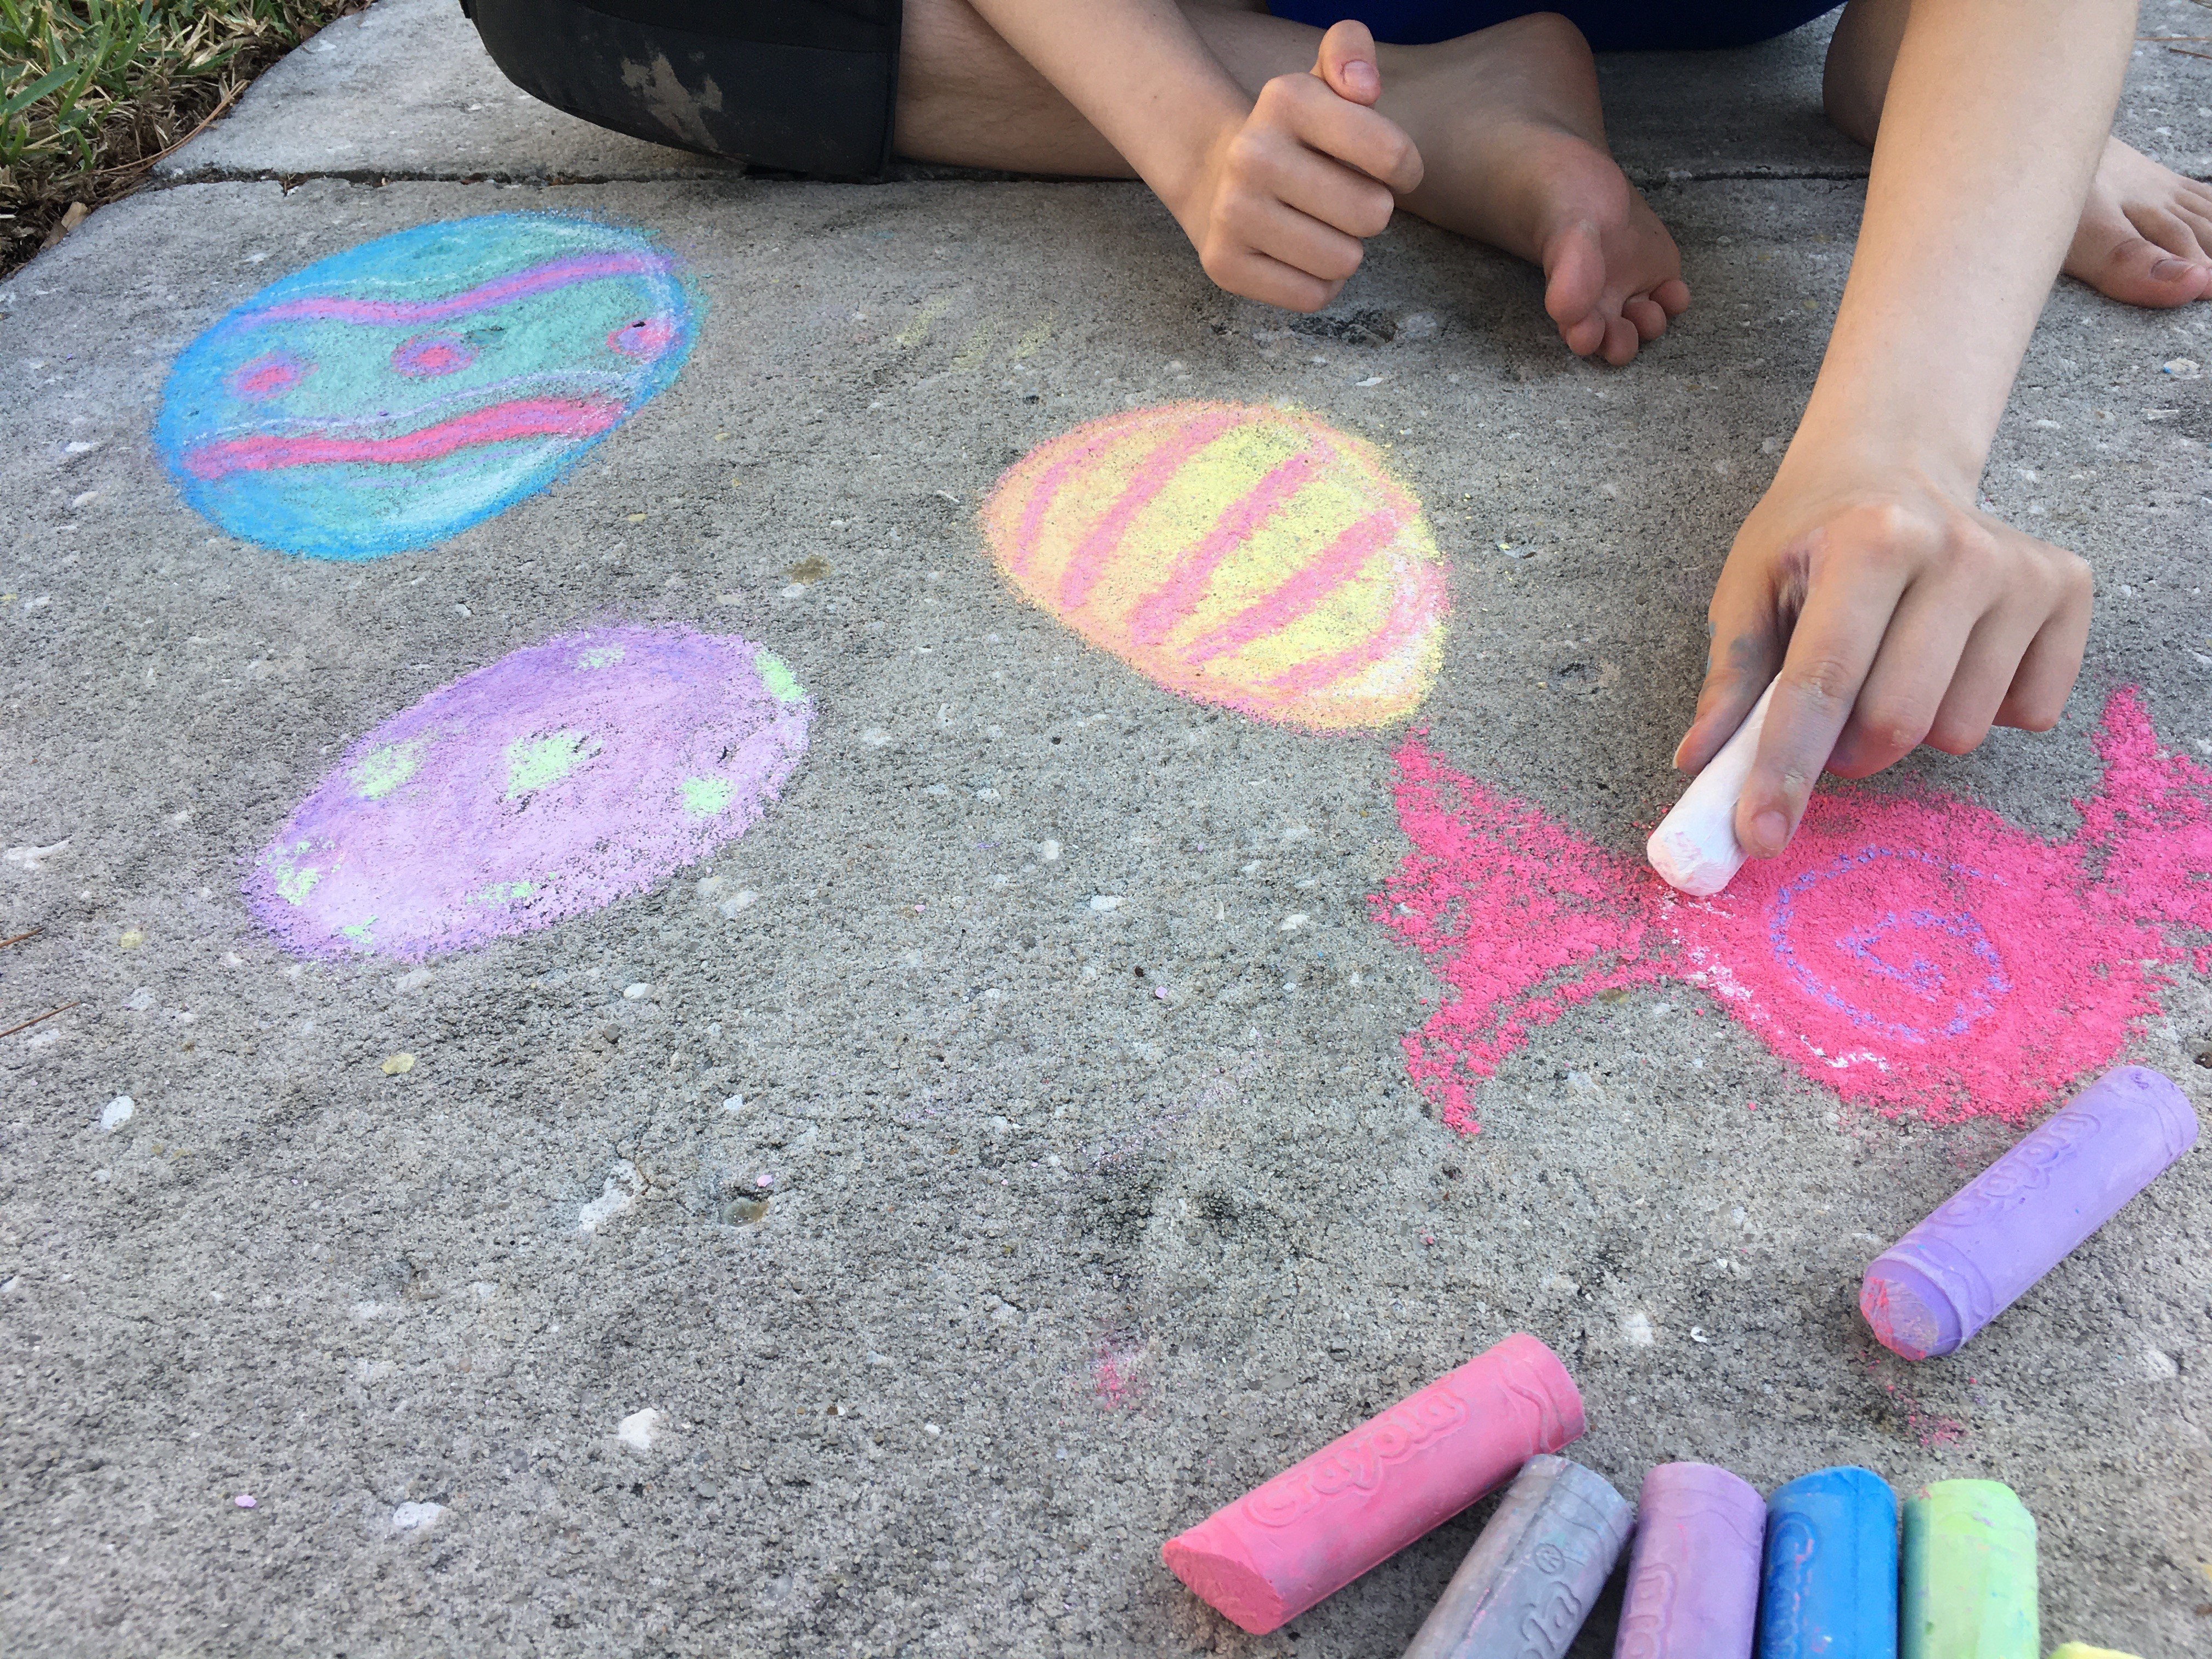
[1756,1467,1899,1659]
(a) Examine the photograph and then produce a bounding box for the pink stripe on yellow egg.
[1125,439,1330,650]
[982,402,1448,731]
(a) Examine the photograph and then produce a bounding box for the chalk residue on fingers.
[1647,681,1776,896]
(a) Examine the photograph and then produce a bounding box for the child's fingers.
[1237,198,1369,285]
[1993,574,2091,732]
[1270,150,1399,240]
[1312,19,1382,106]
[1201,242,1345,313]
[1674,577,1780,777]
[1258,73,1423,195]
[1733,566,1909,858]
[1919,607,2046,756]
[1822,584,1980,777]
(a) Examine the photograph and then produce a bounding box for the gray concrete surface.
[154,0,731,184]
[6,4,2212,1657]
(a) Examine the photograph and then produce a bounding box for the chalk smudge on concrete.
[249,625,811,961]
[1091,1325,1148,1410]
[1375,690,2210,1132]
[157,214,695,559]
[982,402,1448,730]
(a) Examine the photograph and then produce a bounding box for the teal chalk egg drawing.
[156,213,696,560]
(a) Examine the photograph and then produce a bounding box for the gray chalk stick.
[1401,1455,1634,1659]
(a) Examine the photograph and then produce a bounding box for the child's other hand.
[1175,20,1424,312]
[1673,464,2093,860]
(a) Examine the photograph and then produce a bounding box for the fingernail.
[1670,733,1691,771]
[1345,61,1380,97]
[1748,810,1787,856]
[2150,257,2199,280]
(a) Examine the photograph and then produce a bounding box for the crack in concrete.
[148,162,1885,195]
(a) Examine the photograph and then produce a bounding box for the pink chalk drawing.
[248,625,811,961]
[1373,689,2211,1132]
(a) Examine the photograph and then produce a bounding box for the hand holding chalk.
[1649,682,1775,895]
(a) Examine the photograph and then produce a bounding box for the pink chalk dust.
[1373,690,2209,1132]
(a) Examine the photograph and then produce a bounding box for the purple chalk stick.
[1612,1462,1764,1659]
[1862,1065,2198,1361]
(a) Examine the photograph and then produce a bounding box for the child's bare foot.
[1379,14,1690,364]
[2062,135,2212,308]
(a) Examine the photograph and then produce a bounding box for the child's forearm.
[1788,0,2134,488]
[960,0,1250,223]
[1683,0,2119,858]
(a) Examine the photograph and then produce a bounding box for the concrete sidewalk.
[3,3,2210,1655]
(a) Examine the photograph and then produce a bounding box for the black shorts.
[463,0,902,181]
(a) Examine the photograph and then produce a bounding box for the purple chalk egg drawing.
[157,213,697,560]
[248,627,810,960]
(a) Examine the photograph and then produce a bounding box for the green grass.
[2,0,371,274]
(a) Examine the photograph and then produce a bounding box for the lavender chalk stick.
[1401,1456,1632,1659]
[1861,1065,2198,1361]
[1647,681,1776,896]
[1613,1463,1765,1659]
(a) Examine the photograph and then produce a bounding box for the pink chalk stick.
[1161,1333,1585,1635]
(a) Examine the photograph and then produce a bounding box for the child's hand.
[1172,20,1424,312]
[1673,462,2093,860]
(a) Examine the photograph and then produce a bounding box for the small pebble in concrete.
[1622,1312,1655,1347]
[380,1053,414,1075]
[99,1096,133,1133]
[616,1408,667,1453]
[1089,895,1121,911]
[4,840,69,872]
[390,1502,445,1534]
[623,982,651,1000]
[578,1163,642,1233]
[117,929,144,950]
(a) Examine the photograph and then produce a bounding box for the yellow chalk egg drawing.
[981,402,1448,730]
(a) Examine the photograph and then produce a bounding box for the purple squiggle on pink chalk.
[247,625,811,961]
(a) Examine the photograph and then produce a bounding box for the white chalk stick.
[1646,681,1776,896]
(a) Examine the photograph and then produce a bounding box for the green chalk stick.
[1900,1480,2038,1659]
[2046,1647,2142,1659]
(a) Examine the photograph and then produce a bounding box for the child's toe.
[1624,294,1668,342]
[2069,227,2212,308]
[1559,311,1607,357]
[1599,311,1640,365]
